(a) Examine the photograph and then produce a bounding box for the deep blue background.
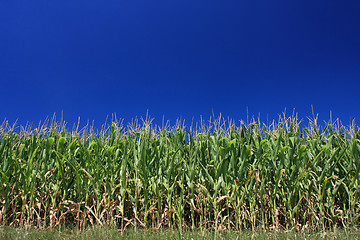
[1,0,359,129]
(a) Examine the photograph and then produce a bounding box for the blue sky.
[1,0,359,129]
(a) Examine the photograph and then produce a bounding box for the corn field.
[0,114,359,232]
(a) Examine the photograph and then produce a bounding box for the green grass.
[1,226,360,240]
[0,113,359,233]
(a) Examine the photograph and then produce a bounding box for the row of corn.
[0,115,359,232]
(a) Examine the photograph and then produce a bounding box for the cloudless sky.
[1,0,359,129]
